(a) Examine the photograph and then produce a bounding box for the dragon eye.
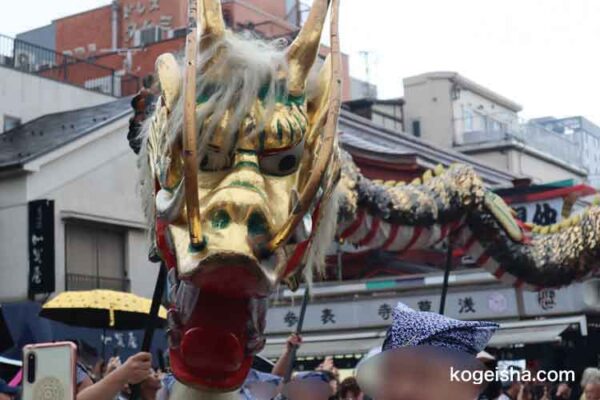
[258,140,304,176]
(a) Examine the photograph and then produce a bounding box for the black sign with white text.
[28,200,55,296]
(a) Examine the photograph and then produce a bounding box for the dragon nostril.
[247,212,268,236]
[211,209,231,230]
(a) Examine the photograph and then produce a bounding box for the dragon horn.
[198,0,225,51]
[286,0,331,96]
[182,0,204,249]
[267,0,341,253]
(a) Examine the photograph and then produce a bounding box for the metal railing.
[460,116,584,169]
[0,34,141,97]
[66,273,130,292]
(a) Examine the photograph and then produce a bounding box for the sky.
[2,0,600,123]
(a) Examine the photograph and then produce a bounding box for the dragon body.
[338,157,600,288]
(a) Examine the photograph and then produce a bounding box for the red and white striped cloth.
[338,212,539,290]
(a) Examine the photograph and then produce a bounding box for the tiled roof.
[0,97,132,170]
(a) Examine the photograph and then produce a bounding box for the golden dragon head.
[138,0,341,391]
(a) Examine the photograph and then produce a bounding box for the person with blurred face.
[357,303,498,400]
[316,356,340,398]
[339,377,364,400]
[283,371,333,400]
[241,369,283,400]
[584,379,600,400]
[140,370,163,400]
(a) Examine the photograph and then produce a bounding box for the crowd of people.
[0,303,598,400]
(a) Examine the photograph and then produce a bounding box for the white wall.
[403,76,454,148]
[463,148,585,183]
[404,73,520,148]
[0,116,157,302]
[0,66,114,133]
[0,174,29,300]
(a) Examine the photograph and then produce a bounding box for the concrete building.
[397,72,589,183]
[532,116,600,188]
[16,25,56,53]
[14,0,354,101]
[0,98,159,302]
[344,98,404,133]
[403,72,522,148]
[0,64,115,133]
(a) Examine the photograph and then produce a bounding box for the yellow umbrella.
[40,289,168,330]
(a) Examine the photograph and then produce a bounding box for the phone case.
[22,342,77,400]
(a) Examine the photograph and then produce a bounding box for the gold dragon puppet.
[129,0,600,396]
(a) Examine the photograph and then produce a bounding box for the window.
[463,109,474,131]
[491,120,502,132]
[3,115,21,132]
[136,26,161,47]
[412,120,421,137]
[65,221,129,292]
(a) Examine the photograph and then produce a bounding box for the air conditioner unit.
[136,26,161,47]
[171,28,187,39]
[14,48,36,71]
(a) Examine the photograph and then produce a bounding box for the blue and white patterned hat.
[382,302,498,355]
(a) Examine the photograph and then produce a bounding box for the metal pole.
[111,70,115,97]
[283,286,310,383]
[62,56,68,81]
[130,262,167,400]
[336,241,343,281]
[439,236,453,315]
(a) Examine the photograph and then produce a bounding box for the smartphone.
[22,342,77,400]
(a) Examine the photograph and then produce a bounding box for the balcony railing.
[0,34,141,97]
[460,118,584,169]
[66,273,130,292]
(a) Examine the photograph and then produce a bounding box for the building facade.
[532,116,600,188]
[394,71,589,184]
[0,64,115,133]
[0,99,158,302]
[15,0,354,101]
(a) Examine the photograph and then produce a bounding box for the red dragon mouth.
[166,257,269,391]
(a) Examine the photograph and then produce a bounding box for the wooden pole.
[182,0,204,249]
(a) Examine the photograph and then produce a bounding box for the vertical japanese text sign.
[28,200,55,297]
